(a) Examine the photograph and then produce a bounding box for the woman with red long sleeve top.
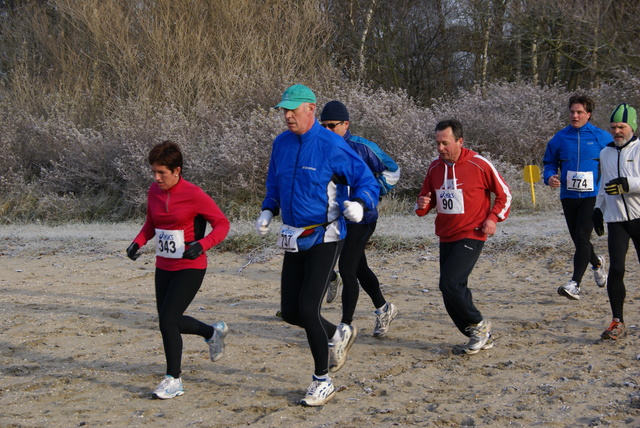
[126,141,230,400]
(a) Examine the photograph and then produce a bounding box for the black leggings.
[439,239,484,336]
[155,268,214,378]
[606,219,640,323]
[561,197,600,284]
[339,222,386,325]
[280,241,342,377]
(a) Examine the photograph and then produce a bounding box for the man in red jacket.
[416,119,512,354]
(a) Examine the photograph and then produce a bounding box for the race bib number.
[436,188,464,214]
[155,229,185,259]
[566,170,594,192]
[277,225,305,253]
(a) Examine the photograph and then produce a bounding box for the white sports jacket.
[596,136,640,223]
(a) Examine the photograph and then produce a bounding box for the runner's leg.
[607,222,629,321]
[339,223,383,325]
[155,268,211,378]
[439,239,484,336]
[281,241,342,376]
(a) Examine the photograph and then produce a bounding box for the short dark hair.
[435,119,464,140]
[148,140,183,172]
[569,94,595,119]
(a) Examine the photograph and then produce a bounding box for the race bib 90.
[436,188,464,214]
[155,229,185,259]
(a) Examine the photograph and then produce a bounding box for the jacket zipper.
[617,147,630,220]
[289,136,302,224]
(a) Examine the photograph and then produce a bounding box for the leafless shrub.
[0,0,336,116]
[315,82,437,192]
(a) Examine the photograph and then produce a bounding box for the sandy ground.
[2,213,640,427]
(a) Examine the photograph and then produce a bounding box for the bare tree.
[507,0,640,89]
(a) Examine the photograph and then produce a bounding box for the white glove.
[343,200,364,223]
[255,210,273,236]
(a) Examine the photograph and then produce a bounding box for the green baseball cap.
[610,103,637,132]
[274,84,316,110]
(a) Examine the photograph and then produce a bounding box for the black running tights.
[339,222,386,325]
[606,219,640,323]
[155,268,214,378]
[280,241,342,377]
[561,197,600,284]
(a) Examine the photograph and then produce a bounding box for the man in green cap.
[255,84,380,405]
[593,103,640,340]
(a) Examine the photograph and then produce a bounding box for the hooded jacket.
[416,147,511,242]
[543,122,612,199]
[596,136,640,223]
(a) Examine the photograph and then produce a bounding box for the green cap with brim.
[610,103,638,132]
[274,84,316,110]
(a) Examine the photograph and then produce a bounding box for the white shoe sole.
[557,286,580,300]
[153,389,184,399]
[301,389,335,406]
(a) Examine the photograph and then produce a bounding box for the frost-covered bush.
[1,79,639,224]
[0,96,286,223]
[315,83,437,193]
[431,82,569,166]
[480,153,559,213]
[591,72,640,124]
[429,81,635,169]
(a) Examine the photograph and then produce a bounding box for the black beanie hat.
[320,100,350,122]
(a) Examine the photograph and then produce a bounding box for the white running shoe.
[373,302,398,337]
[152,375,184,399]
[206,321,229,362]
[558,280,580,300]
[329,323,357,373]
[300,376,335,406]
[464,319,493,355]
[593,255,607,288]
[326,272,343,303]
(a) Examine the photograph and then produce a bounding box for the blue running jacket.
[261,120,379,249]
[543,122,612,199]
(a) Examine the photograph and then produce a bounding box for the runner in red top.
[126,140,230,399]
[416,119,511,355]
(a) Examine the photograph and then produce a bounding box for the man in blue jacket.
[255,84,379,406]
[543,94,612,300]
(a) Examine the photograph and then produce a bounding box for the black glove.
[182,241,203,260]
[592,208,605,236]
[605,177,629,195]
[126,242,140,261]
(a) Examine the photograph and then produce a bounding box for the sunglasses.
[321,121,344,130]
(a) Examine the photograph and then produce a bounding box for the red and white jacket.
[133,178,230,270]
[416,148,511,242]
